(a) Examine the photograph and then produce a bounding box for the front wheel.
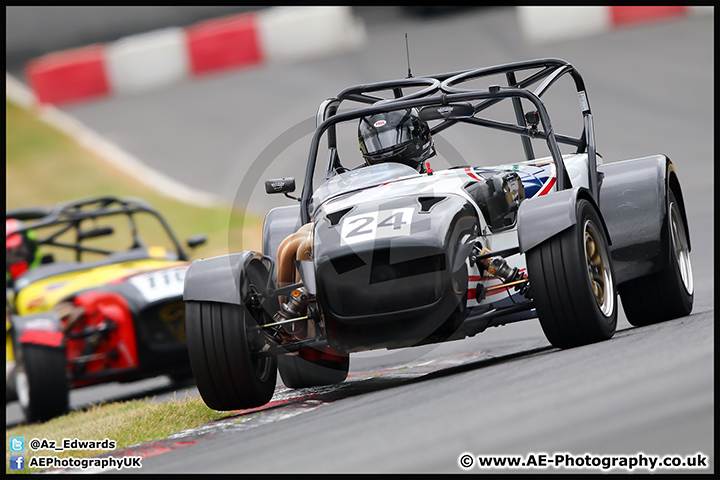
[526,199,617,349]
[185,260,278,411]
[619,189,693,326]
[16,344,69,423]
[186,301,277,410]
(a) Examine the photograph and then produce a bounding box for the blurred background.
[6,6,264,68]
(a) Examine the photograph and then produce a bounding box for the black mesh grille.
[319,247,447,316]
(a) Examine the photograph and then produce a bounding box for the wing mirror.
[265,177,300,201]
[186,233,207,249]
[265,177,295,194]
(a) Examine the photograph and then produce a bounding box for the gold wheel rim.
[584,220,614,317]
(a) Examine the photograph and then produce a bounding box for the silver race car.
[183,58,693,411]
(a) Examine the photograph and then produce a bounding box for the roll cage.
[6,196,190,263]
[302,58,598,224]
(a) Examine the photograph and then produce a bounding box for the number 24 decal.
[340,208,413,245]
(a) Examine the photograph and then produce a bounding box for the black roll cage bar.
[6,196,189,262]
[301,58,597,224]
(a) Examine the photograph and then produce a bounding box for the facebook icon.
[10,455,25,470]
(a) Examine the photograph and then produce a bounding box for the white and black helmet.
[358,108,435,172]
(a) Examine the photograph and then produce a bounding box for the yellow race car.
[6,196,207,423]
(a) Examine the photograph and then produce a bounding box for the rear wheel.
[278,348,349,388]
[619,189,693,326]
[185,261,277,410]
[526,199,617,348]
[16,344,69,423]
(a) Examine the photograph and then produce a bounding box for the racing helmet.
[358,108,435,172]
[6,219,38,281]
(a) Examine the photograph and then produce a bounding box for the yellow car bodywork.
[13,257,188,316]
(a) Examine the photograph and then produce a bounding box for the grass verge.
[6,395,231,474]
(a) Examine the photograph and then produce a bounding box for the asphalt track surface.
[6,7,714,474]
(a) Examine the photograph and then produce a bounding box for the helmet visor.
[360,114,414,155]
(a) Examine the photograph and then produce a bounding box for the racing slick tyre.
[186,301,277,410]
[526,199,617,349]
[278,349,349,388]
[16,344,69,423]
[185,261,277,410]
[618,189,693,326]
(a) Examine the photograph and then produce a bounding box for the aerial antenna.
[405,33,413,78]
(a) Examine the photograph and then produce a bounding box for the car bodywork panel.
[598,154,687,284]
[14,258,187,316]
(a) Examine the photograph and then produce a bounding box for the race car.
[183,58,693,411]
[6,196,207,423]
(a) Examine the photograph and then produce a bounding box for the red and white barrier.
[26,7,365,106]
[26,45,110,105]
[107,27,189,95]
[517,6,713,44]
[186,12,262,75]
